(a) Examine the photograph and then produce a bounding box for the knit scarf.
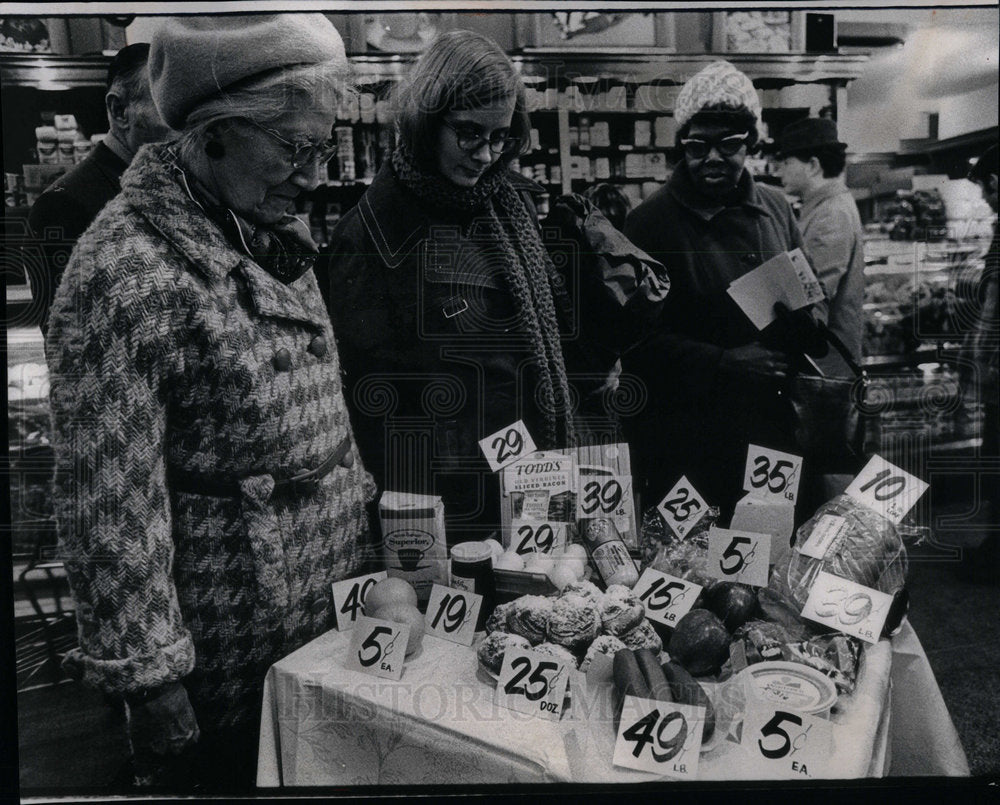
[391,142,576,449]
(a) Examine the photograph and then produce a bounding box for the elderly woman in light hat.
[46,15,374,788]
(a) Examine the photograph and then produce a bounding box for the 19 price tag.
[706,527,771,588]
[656,476,708,539]
[343,615,409,680]
[612,696,704,778]
[424,583,480,646]
[845,455,928,524]
[495,647,570,721]
[479,420,537,472]
[331,571,387,630]
[800,570,893,644]
[743,444,803,504]
[634,568,702,628]
[510,519,566,555]
[741,695,833,779]
[577,473,631,521]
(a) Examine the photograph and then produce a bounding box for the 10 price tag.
[706,527,771,588]
[656,476,708,539]
[424,583,480,646]
[743,444,803,504]
[331,570,387,630]
[479,420,537,472]
[510,519,566,555]
[845,455,928,524]
[800,570,894,644]
[612,696,704,778]
[633,568,702,628]
[741,694,833,779]
[343,615,409,680]
[495,647,570,721]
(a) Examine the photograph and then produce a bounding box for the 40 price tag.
[633,568,702,628]
[510,519,566,555]
[742,444,803,504]
[577,472,631,521]
[612,696,704,778]
[343,615,409,680]
[845,455,928,524]
[331,571,387,630]
[424,583,480,646]
[479,420,537,473]
[706,527,771,588]
[741,694,833,780]
[495,647,570,721]
[656,476,708,539]
[801,570,893,644]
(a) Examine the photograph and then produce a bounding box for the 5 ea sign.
[633,568,702,628]
[740,695,833,779]
[706,527,770,587]
[479,420,537,472]
[424,583,480,646]
[657,476,708,539]
[342,615,409,680]
[845,455,928,524]
[613,696,704,778]
[743,444,803,504]
[495,647,570,721]
[331,571,387,630]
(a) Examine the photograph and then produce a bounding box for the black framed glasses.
[247,119,338,169]
[680,133,749,160]
[441,119,521,155]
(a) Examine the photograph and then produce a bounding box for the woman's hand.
[719,343,789,380]
[126,681,200,786]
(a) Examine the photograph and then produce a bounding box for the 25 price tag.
[612,696,704,778]
[343,615,409,680]
[479,420,537,472]
[510,519,566,555]
[424,583,480,646]
[577,473,631,520]
[800,570,893,644]
[495,647,570,721]
[633,568,702,628]
[845,455,928,524]
[743,444,803,504]
[741,695,833,780]
[706,527,771,588]
[656,477,708,539]
[331,570,387,630]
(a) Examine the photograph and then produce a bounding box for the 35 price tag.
[634,568,702,628]
[845,455,928,524]
[495,647,570,721]
[343,615,409,680]
[800,570,893,644]
[577,473,631,521]
[510,519,566,555]
[656,477,708,539]
[331,571,387,630]
[479,420,537,472]
[741,693,833,780]
[743,444,803,504]
[424,583,480,646]
[612,696,704,778]
[706,527,771,588]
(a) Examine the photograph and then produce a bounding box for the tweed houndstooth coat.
[46,143,377,731]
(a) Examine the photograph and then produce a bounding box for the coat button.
[273,348,292,372]
[309,335,328,358]
[339,449,354,469]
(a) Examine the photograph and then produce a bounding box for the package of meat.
[639,504,721,587]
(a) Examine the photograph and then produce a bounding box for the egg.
[494,551,526,571]
[483,539,505,563]
[563,543,588,562]
[523,553,555,575]
[547,563,579,591]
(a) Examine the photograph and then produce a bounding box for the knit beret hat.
[674,60,761,131]
[149,14,346,130]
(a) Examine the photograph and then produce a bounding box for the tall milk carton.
[377,491,448,603]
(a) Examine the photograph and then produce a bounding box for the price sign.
[706,527,771,588]
[634,568,702,628]
[742,444,803,504]
[424,583,480,646]
[510,519,566,555]
[845,455,928,524]
[800,570,893,644]
[741,693,833,780]
[796,515,849,560]
[612,696,704,778]
[577,473,631,520]
[331,571,387,630]
[480,420,537,472]
[495,647,570,721]
[656,477,708,539]
[343,615,409,680]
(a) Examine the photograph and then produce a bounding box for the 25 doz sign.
[495,647,570,721]
[633,568,702,628]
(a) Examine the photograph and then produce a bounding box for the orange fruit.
[364,577,418,616]
[371,602,425,656]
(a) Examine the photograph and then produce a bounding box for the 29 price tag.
[845,455,928,524]
[331,570,387,630]
[633,568,702,628]
[510,519,566,555]
[479,420,537,472]
[495,647,570,721]
[706,527,771,588]
[743,444,803,504]
[656,477,708,539]
[343,615,409,680]
[577,473,631,521]
[800,570,893,644]
[741,695,833,780]
[424,583,480,646]
[613,696,704,778]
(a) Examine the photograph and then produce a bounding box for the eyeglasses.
[246,119,338,169]
[441,119,521,155]
[679,133,749,160]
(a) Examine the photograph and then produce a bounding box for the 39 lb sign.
[800,570,893,644]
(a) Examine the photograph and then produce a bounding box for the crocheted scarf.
[391,142,576,449]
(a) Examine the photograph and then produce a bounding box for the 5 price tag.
[706,527,771,588]
[845,455,928,524]
[495,647,570,721]
[741,694,833,779]
[479,420,537,472]
[743,444,803,504]
[612,696,704,778]
[577,472,631,521]
[656,477,708,539]
[424,583,480,646]
[331,571,387,630]
[510,519,566,555]
[633,568,702,628]
[800,570,893,644]
[343,615,409,680]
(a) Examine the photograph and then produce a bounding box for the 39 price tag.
[495,647,570,721]
[343,615,409,680]
[741,694,833,779]
[706,527,770,588]
[331,570,387,630]
[845,455,928,524]
[612,696,704,778]
[510,519,566,555]
[633,568,702,628]
[800,570,893,644]
[479,420,537,472]
[743,444,803,504]
[656,476,708,539]
[577,472,631,521]
[424,583,480,646]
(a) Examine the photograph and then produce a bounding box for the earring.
[204,140,225,159]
